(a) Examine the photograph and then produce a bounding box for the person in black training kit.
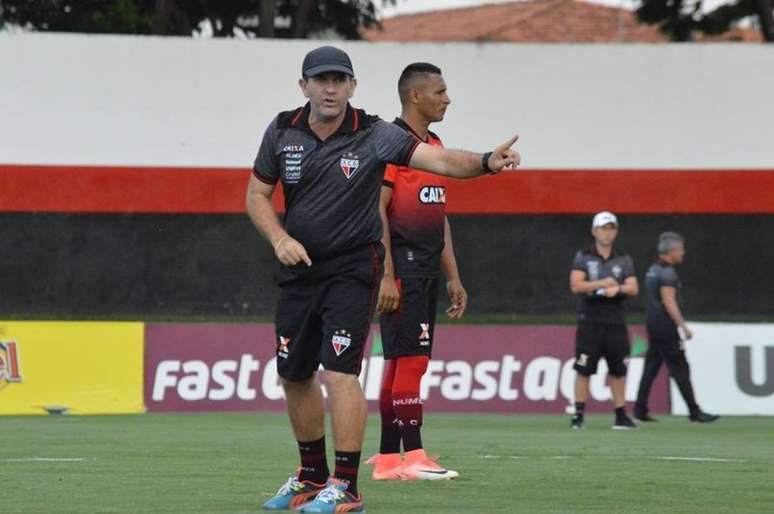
[634,232,719,423]
[569,211,639,430]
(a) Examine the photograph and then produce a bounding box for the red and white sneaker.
[365,453,403,480]
[399,449,459,481]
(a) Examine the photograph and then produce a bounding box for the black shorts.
[274,243,383,381]
[379,277,438,360]
[573,321,630,377]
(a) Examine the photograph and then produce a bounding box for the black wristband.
[481,152,494,174]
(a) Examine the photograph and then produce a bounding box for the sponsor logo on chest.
[282,144,304,184]
[419,186,446,204]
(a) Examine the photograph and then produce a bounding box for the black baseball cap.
[302,46,354,78]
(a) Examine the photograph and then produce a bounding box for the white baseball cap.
[592,211,618,229]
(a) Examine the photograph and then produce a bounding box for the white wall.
[1,33,773,168]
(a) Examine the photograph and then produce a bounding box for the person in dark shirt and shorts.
[634,232,718,423]
[247,46,521,513]
[569,211,639,430]
[365,63,464,482]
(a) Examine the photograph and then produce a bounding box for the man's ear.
[298,78,310,98]
[348,78,357,98]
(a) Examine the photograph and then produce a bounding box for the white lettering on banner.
[471,361,499,401]
[442,361,472,400]
[209,360,238,400]
[499,355,521,400]
[261,357,284,400]
[178,361,209,401]
[524,357,562,401]
[671,322,774,415]
[237,354,260,400]
[152,354,262,402]
[149,352,650,407]
[153,361,181,401]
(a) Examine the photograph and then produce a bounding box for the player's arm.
[441,216,467,319]
[619,276,639,297]
[660,286,693,340]
[409,135,521,178]
[246,174,311,267]
[376,185,400,313]
[569,270,618,294]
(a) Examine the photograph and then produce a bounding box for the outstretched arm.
[409,134,521,178]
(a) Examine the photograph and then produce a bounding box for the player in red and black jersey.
[367,63,465,481]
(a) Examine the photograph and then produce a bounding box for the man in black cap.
[634,232,719,423]
[569,211,639,430]
[248,45,520,513]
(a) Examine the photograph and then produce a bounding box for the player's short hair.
[657,231,684,254]
[398,62,442,104]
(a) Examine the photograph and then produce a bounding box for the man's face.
[415,74,451,123]
[667,242,685,264]
[299,72,356,121]
[592,223,618,247]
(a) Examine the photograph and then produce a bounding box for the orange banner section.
[1,164,773,214]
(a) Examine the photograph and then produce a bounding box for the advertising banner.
[671,322,774,415]
[144,323,669,414]
[0,321,144,414]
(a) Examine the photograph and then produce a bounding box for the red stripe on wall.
[1,164,773,214]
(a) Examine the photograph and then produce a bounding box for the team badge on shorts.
[277,336,291,359]
[419,323,431,346]
[339,152,360,179]
[331,330,352,356]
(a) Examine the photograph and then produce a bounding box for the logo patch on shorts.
[277,336,291,359]
[331,330,352,356]
[577,353,589,366]
[419,323,431,346]
[340,152,360,179]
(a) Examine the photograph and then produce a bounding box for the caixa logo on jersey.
[418,186,446,204]
[0,341,23,384]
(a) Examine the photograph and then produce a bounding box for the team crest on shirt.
[339,152,360,179]
[612,265,622,279]
[331,330,352,356]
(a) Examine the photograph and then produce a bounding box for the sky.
[376,0,731,18]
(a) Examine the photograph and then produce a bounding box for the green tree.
[0,0,396,39]
[636,0,774,42]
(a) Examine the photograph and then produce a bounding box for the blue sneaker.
[262,474,326,511]
[299,477,364,513]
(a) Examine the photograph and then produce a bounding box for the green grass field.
[2,413,772,513]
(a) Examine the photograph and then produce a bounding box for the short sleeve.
[571,251,586,272]
[252,116,280,185]
[383,164,398,187]
[622,255,636,278]
[660,266,679,288]
[372,120,421,166]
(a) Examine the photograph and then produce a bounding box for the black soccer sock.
[401,426,423,452]
[574,402,586,418]
[380,422,402,454]
[298,436,329,484]
[334,450,361,496]
[614,406,627,420]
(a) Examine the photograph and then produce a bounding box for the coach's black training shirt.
[253,103,421,261]
[645,260,682,334]
[571,246,635,325]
